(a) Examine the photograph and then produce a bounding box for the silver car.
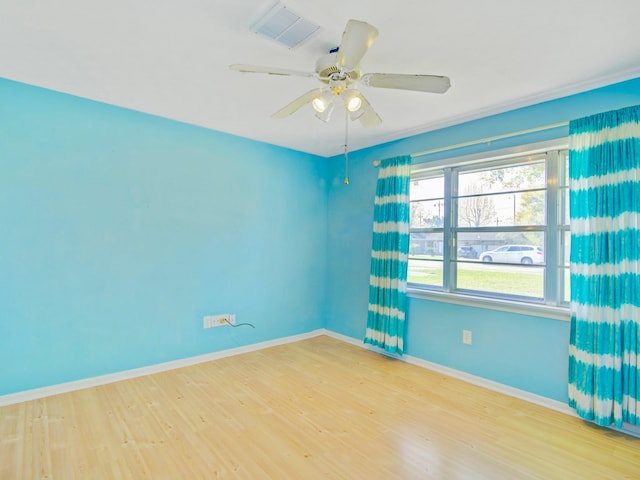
[479,245,544,264]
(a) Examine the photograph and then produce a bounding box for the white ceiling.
[2,0,640,157]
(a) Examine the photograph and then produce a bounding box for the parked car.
[457,246,478,259]
[479,245,544,264]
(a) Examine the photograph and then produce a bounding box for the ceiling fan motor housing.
[315,52,360,81]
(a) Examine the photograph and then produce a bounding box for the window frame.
[408,140,570,321]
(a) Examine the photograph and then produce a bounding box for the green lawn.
[408,262,560,298]
[457,269,544,297]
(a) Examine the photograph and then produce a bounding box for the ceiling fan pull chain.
[344,110,350,185]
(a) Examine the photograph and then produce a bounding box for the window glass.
[458,161,545,194]
[457,264,545,299]
[408,257,443,289]
[409,147,568,309]
[410,176,445,228]
[409,175,445,288]
[457,161,546,227]
[411,200,444,228]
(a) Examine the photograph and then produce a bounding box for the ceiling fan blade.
[361,73,451,93]
[357,94,382,128]
[272,89,324,119]
[336,20,378,70]
[229,64,316,78]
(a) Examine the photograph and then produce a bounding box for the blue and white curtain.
[364,155,411,355]
[568,104,640,428]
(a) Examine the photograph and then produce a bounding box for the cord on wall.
[223,318,255,329]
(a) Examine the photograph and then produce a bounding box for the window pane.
[408,258,443,288]
[456,232,485,260]
[455,232,546,298]
[409,232,443,287]
[410,176,445,228]
[457,263,545,299]
[457,191,545,227]
[411,199,444,228]
[456,193,498,227]
[474,231,545,260]
[411,176,444,201]
[458,161,545,196]
[410,232,444,256]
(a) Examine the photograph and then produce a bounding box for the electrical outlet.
[203,314,236,328]
[462,330,472,345]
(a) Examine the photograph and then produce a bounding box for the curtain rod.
[372,121,569,166]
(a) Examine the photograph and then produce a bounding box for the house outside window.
[408,142,569,317]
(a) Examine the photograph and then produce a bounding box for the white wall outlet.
[203,314,236,329]
[462,329,472,345]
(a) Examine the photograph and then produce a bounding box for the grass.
[408,259,571,300]
[408,263,545,298]
[457,269,544,297]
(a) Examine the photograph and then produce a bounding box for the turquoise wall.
[325,77,640,403]
[0,79,328,395]
[3,75,640,402]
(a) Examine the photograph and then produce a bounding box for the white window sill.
[407,287,570,321]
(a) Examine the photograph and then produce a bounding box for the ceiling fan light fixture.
[343,89,363,111]
[315,103,334,122]
[343,90,365,120]
[312,96,328,113]
[312,90,334,113]
[346,95,362,112]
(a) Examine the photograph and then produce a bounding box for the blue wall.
[325,77,640,403]
[3,75,640,402]
[0,79,328,395]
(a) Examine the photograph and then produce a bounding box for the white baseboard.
[322,330,640,438]
[322,330,573,415]
[322,329,363,348]
[3,327,639,439]
[403,355,574,415]
[0,329,326,407]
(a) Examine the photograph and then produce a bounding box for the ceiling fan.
[229,19,451,127]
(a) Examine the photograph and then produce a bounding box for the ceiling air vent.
[252,3,320,49]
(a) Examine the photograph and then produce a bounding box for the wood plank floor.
[1,335,639,479]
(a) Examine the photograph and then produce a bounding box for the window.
[408,142,569,316]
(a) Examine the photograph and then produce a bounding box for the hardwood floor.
[1,335,638,479]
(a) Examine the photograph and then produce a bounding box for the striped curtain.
[364,155,411,355]
[568,104,640,428]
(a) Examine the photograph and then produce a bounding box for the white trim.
[323,329,365,347]
[621,423,640,438]
[322,329,572,414]
[408,288,570,321]
[323,330,640,438]
[3,328,639,439]
[0,329,326,407]
[403,354,573,415]
[363,66,640,154]
[411,125,567,162]
[411,139,568,174]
